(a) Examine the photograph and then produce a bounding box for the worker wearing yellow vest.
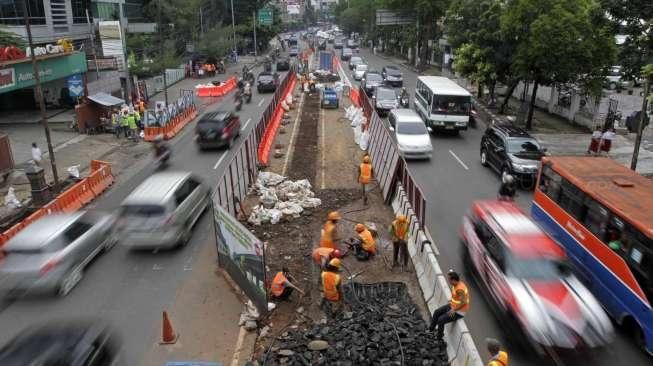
[358,155,373,204]
[354,223,376,261]
[486,338,508,366]
[312,247,342,269]
[120,109,130,138]
[389,214,409,269]
[429,270,469,340]
[319,211,341,249]
[270,267,304,301]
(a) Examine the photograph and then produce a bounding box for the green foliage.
[0,27,25,49]
[454,43,496,92]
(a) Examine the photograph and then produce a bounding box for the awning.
[88,92,124,107]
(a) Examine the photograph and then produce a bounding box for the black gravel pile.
[257,282,448,366]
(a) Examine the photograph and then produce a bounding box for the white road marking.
[258,98,265,107]
[281,93,306,176]
[449,150,469,170]
[152,264,163,271]
[213,152,227,170]
[320,106,326,189]
[241,118,252,132]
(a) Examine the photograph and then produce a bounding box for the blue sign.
[165,362,222,366]
[67,74,84,97]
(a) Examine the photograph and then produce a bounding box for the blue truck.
[321,87,339,109]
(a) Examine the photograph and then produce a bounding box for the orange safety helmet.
[397,214,407,222]
[327,211,341,221]
[355,223,366,233]
[363,156,371,164]
[332,249,342,258]
[328,258,341,269]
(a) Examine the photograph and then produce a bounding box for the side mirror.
[389,126,395,132]
[427,127,433,133]
[495,147,504,153]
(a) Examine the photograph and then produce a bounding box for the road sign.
[67,74,84,97]
[258,8,273,26]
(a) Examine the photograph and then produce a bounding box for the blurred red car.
[460,200,614,355]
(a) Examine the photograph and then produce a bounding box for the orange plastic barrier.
[257,75,297,165]
[143,104,198,142]
[195,76,237,97]
[0,160,115,247]
[350,88,361,107]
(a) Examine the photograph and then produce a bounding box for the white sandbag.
[269,208,283,224]
[285,94,293,105]
[260,188,278,209]
[360,131,370,150]
[4,187,21,209]
[299,197,322,208]
[258,171,286,186]
[278,201,303,217]
[247,205,267,225]
[280,100,290,112]
[66,165,80,179]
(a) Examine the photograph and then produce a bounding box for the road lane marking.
[320,106,326,189]
[241,118,252,132]
[281,93,306,176]
[152,264,163,271]
[449,150,469,170]
[213,152,227,170]
[230,326,248,366]
[258,98,265,107]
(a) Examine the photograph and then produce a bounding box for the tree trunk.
[477,83,483,99]
[526,81,539,130]
[488,81,497,108]
[498,80,519,114]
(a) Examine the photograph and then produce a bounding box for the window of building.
[71,0,90,24]
[0,0,46,25]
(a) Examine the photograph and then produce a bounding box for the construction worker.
[127,110,137,140]
[486,338,509,366]
[358,155,373,204]
[134,108,142,130]
[111,109,120,138]
[270,267,304,301]
[429,270,469,340]
[120,109,130,138]
[138,99,145,114]
[354,223,376,261]
[312,247,342,269]
[389,214,409,270]
[321,258,342,314]
[319,211,341,249]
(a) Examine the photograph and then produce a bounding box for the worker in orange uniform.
[270,267,304,301]
[389,214,409,270]
[358,155,373,204]
[319,211,341,249]
[138,99,145,114]
[486,338,508,366]
[312,247,342,269]
[321,258,343,314]
[429,270,469,340]
[354,223,376,261]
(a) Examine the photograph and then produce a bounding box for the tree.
[454,43,497,99]
[0,27,25,49]
[501,0,616,129]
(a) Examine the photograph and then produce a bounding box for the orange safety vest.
[391,220,409,241]
[487,351,508,366]
[450,281,470,314]
[321,271,341,301]
[359,163,372,184]
[319,221,337,249]
[359,229,376,254]
[271,272,288,297]
[312,247,335,264]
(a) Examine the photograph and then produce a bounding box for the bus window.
[432,95,471,115]
[539,165,562,200]
[583,199,608,240]
[558,179,587,220]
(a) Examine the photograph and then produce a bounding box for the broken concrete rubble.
[248,173,322,226]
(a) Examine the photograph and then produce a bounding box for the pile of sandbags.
[344,106,369,151]
[248,172,321,225]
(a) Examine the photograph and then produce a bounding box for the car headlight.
[433,121,444,126]
[512,163,537,172]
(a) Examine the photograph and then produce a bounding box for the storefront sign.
[0,52,87,94]
[67,74,84,97]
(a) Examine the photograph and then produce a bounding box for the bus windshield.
[431,95,470,115]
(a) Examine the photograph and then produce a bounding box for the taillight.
[222,131,229,139]
[40,258,60,277]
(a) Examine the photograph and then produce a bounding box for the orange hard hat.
[397,215,407,222]
[327,211,341,221]
[355,223,365,233]
[332,249,342,258]
[328,258,341,269]
[363,156,371,163]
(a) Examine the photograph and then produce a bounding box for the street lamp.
[230,0,237,57]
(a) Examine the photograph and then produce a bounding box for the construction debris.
[248,173,322,225]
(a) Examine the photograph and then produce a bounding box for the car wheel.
[103,234,118,252]
[480,149,489,167]
[59,266,83,297]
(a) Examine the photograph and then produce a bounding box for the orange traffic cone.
[160,311,178,344]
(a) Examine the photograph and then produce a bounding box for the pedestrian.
[354,223,376,261]
[486,338,508,366]
[358,155,373,204]
[587,126,602,155]
[321,258,343,315]
[31,142,42,167]
[429,270,469,340]
[389,214,409,270]
[312,247,342,270]
[270,267,304,301]
[319,211,341,249]
[600,127,616,155]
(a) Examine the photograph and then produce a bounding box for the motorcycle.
[399,95,409,108]
[244,89,252,104]
[235,93,243,111]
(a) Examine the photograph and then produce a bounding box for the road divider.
[0,160,115,247]
[143,104,198,141]
[257,73,297,166]
[195,76,237,97]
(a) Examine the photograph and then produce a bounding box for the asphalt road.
[338,48,650,366]
[0,59,289,364]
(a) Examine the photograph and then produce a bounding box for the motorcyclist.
[234,89,243,110]
[237,77,245,91]
[152,135,171,163]
[244,82,252,97]
[498,173,517,200]
[400,88,409,106]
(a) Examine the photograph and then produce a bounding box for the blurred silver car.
[390,109,433,159]
[116,171,210,250]
[0,211,116,297]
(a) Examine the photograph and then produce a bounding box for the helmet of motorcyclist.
[502,173,515,184]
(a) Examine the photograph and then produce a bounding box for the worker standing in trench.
[358,155,373,205]
[389,214,410,271]
[321,258,343,315]
[319,211,341,249]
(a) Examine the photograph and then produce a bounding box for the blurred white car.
[353,64,368,80]
[389,109,433,160]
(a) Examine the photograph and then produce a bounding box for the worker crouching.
[270,267,304,301]
[312,247,343,270]
[353,223,376,261]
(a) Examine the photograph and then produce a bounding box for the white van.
[413,76,472,133]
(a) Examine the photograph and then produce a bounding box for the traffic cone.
[160,311,178,344]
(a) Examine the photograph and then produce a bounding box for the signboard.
[376,9,415,26]
[213,202,267,314]
[0,52,87,94]
[67,74,84,97]
[258,8,273,26]
[98,21,125,69]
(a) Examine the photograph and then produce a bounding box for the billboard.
[213,201,268,314]
[375,9,415,26]
[98,21,125,69]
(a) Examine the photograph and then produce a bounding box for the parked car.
[0,320,124,365]
[349,56,363,70]
[361,71,384,96]
[341,47,353,61]
[353,64,368,80]
[347,39,358,49]
[195,111,241,149]
[480,124,545,184]
[289,46,299,57]
[604,66,631,90]
[382,65,403,87]
[460,200,614,355]
[389,109,432,159]
[276,57,290,71]
[0,211,116,298]
[257,72,277,93]
[373,86,399,116]
[116,171,210,250]
[321,88,339,109]
[334,38,344,49]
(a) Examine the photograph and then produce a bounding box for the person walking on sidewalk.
[354,223,376,261]
[600,127,616,155]
[320,211,341,249]
[390,214,409,270]
[587,126,602,155]
[312,247,342,269]
[429,270,470,340]
[358,155,373,205]
[486,338,509,366]
[321,258,343,315]
[270,267,304,301]
[31,142,42,167]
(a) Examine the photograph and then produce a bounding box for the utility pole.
[631,80,650,171]
[253,10,257,57]
[22,1,60,191]
[158,0,168,106]
[85,9,100,80]
[118,10,132,104]
[230,0,237,58]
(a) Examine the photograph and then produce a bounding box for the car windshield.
[367,73,383,82]
[356,65,368,72]
[377,88,396,101]
[386,68,401,76]
[259,75,274,82]
[507,138,541,154]
[508,257,571,280]
[431,95,471,116]
[121,204,165,217]
[397,122,427,135]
